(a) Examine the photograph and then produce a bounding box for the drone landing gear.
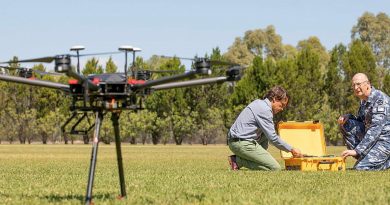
[85,111,126,205]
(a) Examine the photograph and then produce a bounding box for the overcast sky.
[1,0,388,71]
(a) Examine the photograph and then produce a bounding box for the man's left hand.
[341,150,357,159]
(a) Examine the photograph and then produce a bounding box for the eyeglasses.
[351,81,368,89]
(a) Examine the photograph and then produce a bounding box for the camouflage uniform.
[340,87,390,170]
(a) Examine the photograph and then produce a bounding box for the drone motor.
[194,58,212,75]
[54,55,72,73]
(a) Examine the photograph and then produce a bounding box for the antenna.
[118,45,134,79]
[70,45,85,74]
[131,47,142,79]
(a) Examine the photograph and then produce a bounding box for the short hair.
[263,86,289,102]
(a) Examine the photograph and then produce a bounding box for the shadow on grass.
[43,193,114,203]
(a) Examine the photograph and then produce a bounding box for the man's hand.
[291,148,303,158]
[341,150,357,159]
[337,115,349,125]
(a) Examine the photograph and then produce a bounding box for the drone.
[0,45,243,205]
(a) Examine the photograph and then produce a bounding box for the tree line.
[0,12,388,145]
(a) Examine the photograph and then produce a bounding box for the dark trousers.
[340,119,390,170]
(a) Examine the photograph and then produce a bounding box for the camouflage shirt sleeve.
[354,96,389,156]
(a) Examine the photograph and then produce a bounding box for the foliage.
[352,12,390,69]
[0,12,389,145]
[105,57,118,73]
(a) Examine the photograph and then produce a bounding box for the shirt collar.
[264,98,271,108]
[366,86,376,103]
[361,86,376,105]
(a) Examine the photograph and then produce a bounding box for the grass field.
[0,144,389,205]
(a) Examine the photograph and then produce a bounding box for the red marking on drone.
[128,79,145,85]
[92,78,100,84]
[68,79,79,84]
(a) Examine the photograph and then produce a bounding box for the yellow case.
[278,121,346,171]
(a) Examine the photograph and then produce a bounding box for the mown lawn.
[0,144,389,205]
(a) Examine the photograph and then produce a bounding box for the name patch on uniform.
[376,106,385,113]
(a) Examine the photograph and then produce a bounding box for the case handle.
[318,161,335,165]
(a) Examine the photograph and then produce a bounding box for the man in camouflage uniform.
[338,73,390,170]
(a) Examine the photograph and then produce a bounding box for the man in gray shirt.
[228,86,302,171]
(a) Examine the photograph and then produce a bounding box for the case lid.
[278,121,326,158]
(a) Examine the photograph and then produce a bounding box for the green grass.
[0,145,389,205]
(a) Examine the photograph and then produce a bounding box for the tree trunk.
[19,134,26,144]
[64,133,69,144]
[151,132,160,145]
[141,133,147,145]
[41,133,48,144]
[174,135,182,145]
[83,135,89,144]
[130,136,136,144]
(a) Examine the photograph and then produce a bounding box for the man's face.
[351,76,370,99]
[272,98,288,114]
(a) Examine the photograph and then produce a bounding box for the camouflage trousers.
[340,119,390,170]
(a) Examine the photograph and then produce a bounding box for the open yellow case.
[278,121,346,171]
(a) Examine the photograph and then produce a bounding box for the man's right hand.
[291,148,303,158]
[337,115,348,125]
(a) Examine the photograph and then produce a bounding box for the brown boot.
[228,155,239,171]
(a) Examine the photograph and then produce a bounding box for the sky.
[1,0,389,71]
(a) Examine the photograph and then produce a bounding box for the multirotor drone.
[0,45,243,204]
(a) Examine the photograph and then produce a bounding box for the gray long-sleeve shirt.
[229,99,293,152]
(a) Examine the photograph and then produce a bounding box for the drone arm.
[133,71,198,90]
[0,74,70,92]
[151,76,228,91]
[66,70,99,91]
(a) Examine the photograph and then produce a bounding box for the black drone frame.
[0,49,242,205]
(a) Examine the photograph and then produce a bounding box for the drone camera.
[54,55,72,73]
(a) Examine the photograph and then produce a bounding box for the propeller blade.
[209,60,239,66]
[33,70,64,76]
[140,69,180,73]
[159,55,194,61]
[0,65,18,70]
[0,51,120,64]
[0,56,55,64]
[0,66,63,76]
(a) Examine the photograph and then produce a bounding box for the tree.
[224,37,254,66]
[324,44,348,113]
[284,47,325,122]
[105,57,118,73]
[297,36,330,74]
[224,25,285,65]
[145,57,186,144]
[82,58,103,75]
[352,12,390,69]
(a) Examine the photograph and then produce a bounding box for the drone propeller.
[137,69,180,73]
[159,55,240,67]
[32,69,64,76]
[0,51,120,64]
[0,65,63,77]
